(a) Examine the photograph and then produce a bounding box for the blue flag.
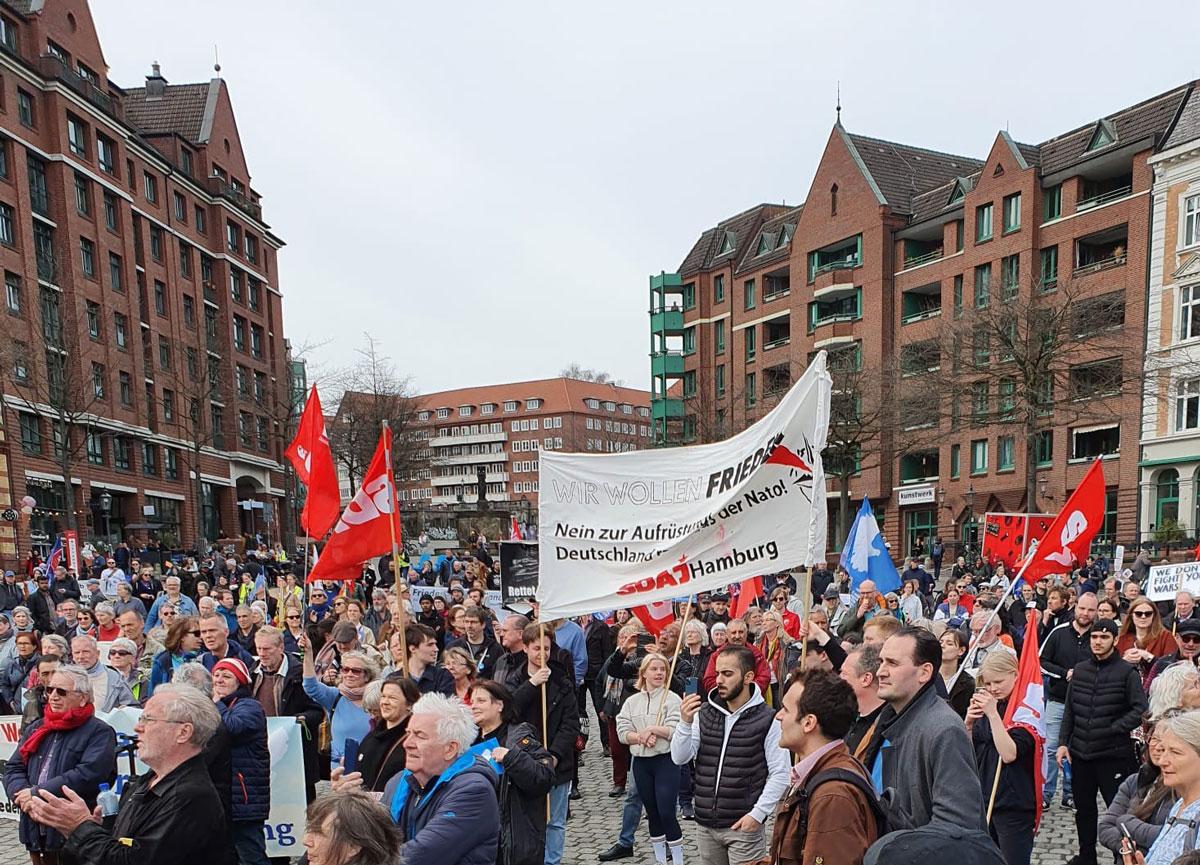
[839,498,899,594]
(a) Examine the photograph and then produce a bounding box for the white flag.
[536,353,831,618]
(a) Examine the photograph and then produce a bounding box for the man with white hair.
[71,634,134,711]
[31,683,232,865]
[146,575,198,630]
[961,609,1016,679]
[382,693,499,865]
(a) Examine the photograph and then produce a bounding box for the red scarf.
[19,704,95,762]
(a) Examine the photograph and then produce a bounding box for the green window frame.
[971,380,988,422]
[1002,193,1021,233]
[976,202,993,242]
[683,370,696,398]
[1157,469,1181,527]
[1043,185,1062,221]
[905,509,936,559]
[953,275,963,318]
[714,274,724,304]
[682,282,696,311]
[974,264,991,308]
[997,435,1015,471]
[955,220,964,253]
[1040,246,1058,291]
[950,443,960,478]
[745,326,757,361]
[744,279,756,311]
[715,364,726,398]
[745,372,756,408]
[1036,430,1053,467]
[970,439,988,475]
[1001,254,1019,300]
[682,326,696,355]
[714,320,725,355]
[998,378,1016,419]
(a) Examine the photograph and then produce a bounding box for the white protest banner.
[409,585,502,613]
[1146,561,1200,601]
[0,715,22,820]
[537,353,831,618]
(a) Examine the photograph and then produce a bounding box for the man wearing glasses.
[4,664,117,862]
[30,684,231,865]
[1147,617,1200,689]
[252,625,323,802]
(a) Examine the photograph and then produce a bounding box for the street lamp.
[98,490,112,545]
[937,486,947,508]
[964,484,976,553]
[1039,477,1049,505]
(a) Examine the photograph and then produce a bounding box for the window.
[143,172,157,203]
[1156,469,1180,527]
[714,274,724,303]
[91,362,105,398]
[436,408,449,419]
[86,300,100,338]
[715,320,726,355]
[19,413,40,454]
[118,371,131,407]
[1187,195,1200,247]
[0,203,12,246]
[173,191,186,222]
[745,372,756,408]
[97,135,115,174]
[158,336,171,369]
[233,316,246,351]
[230,269,243,302]
[1071,424,1120,460]
[17,89,32,127]
[1044,184,1062,222]
[1001,254,1019,299]
[503,401,518,412]
[1183,285,1200,342]
[974,263,991,308]
[459,405,472,417]
[1039,246,1058,291]
[79,237,95,277]
[1002,193,1021,233]
[808,234,862,280]
[1070,359,1121,399]
[4,273,18,313]
[744,279,755,310]
[250,324,263,358]
[67,114,87,157]
[142,442,157,476]
[254,372,265,403]
[114,312,127,348]
[256,416,268,451]
[0,138,8,180]
[179,244,192,278]
[74,172,90,216]
[113,437,130,470]
[163,389,174,421]
[165,448,178,480]
[1177,378,1200,431]
[27,156,47,216]
[149,225,163,261]
[0,16,15,53]
[997,436,1015,471]
[715,364,726,398]
[953,274,963,318]
[108,253,122,292]
[154,281,166,316]
[1036,430,1053,466]
[949,443,960,478]
[84,429,103,465]
[970,439,988,475]
[955,219,964,253]
[103,192,118,232]
[975,202,993,242]
[245,234,258,264]
[745,326,757,361]
[226,221,241,253]
[180,149,193,177]
[182,294,195,328]
[195,205,206,233]
[971,380,989,423]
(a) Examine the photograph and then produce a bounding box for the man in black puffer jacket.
[1057,617,1147,865]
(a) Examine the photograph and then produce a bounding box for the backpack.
[795,766,889,843]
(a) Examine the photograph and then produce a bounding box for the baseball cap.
[710,592,730,603]
[1177,618,1200,637]
[331,621,358,644]
[823,586,840,600]
[1091,619,1119,637]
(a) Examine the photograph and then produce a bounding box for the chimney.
[145,61,167,99]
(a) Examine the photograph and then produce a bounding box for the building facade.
[656,83,1198,559]
[1142,88,1200,541]
[336,377,652,511]
[0,0,289,560]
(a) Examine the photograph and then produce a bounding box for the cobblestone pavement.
[0,709,1105,865]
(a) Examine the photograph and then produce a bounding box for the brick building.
[654,83,1198,559]
[0,0,290,561]
[336,377,652,511]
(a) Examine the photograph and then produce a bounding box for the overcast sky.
[93,1,1199,396]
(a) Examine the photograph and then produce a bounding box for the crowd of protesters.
[4,537,1200,865]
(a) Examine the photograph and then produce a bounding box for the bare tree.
[328,334,422,496]
[0,266,104,534]
[560,363,624,386]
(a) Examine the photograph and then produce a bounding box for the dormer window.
[1087,119,1117,151]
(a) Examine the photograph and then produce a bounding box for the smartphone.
[685,677,700,696]
[636,633,655,648]
[343,739,360,774]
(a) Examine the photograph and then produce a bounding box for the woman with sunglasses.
[281,602,305,656]
[300,632,378,772]
[1121,597,1179,689]
[73,606,98,640]
[148,615,203,697]
[106,636,149,705]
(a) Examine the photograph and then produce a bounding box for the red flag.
[285,387,341,539]
[730,575,763,620]
[307,427,400,584]
[1003,607,1047,830]
[510,515,523,541]
[632,600,675,637]
[1018,458,1106,584]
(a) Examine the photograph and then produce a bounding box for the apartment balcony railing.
[37,55,121,119]
[1076,186,1133,213]
[812,257,860,277]
[206,177,263,222]
[902,249,944,270]
[1073,254,1127,277]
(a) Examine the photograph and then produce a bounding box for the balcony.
[432,471,509,487]
[651,397,684,420]
[432,493,512,506]
[808,289,861,334]
[899,451,940,484]
[763,314,791,350]
[1076,173,1133,213]
[1074,225,1128,277]
[900,339,941,376]
[763,271,790,302]
[808,234,862,282]
[206,177,263,222]
[901,238,944,271]
[763,363,791,399]
[901,283,942,324]
[650,306,684,333]
[432,450,508,466]
[37,55,120,120]
[429,429,507,448]
[651,350,685,377]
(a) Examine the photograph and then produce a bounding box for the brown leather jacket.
[769,743,878,865]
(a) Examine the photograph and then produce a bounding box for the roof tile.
[123,82,212,142]
[845,133,984,214]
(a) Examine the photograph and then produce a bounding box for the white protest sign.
[1146,561,1200,602]
[537,353,831,617]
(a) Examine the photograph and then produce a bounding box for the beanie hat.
[1091,618,1120,637]
[212,657,251,686]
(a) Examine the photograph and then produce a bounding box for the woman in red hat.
[212,657,272,865]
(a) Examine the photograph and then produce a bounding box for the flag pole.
[657,596,694,727]
[538,617,549,821]
[799,569,813,670]
[381,420,409,677]
[945,571,1020,693]
[985,759,1003,823]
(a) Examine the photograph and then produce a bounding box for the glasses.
[46,686,76,697]
[1133,610,1155,618]
[286,614,301,620]
[108,649,132,657]
[341,667,366,675]
[1181,635,1200,644]
[140,716,187,726]
[189,630,201,637]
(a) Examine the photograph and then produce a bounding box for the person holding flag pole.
[968,607,1045,865]
[380,420,410,677]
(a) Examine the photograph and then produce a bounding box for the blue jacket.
[145,593,199,631]
[3,715,117,851]
[217,686,270,821]
[200,640,254,671]
[148,650,199,697]
[554,620,588,686]
[384,753,500,865]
